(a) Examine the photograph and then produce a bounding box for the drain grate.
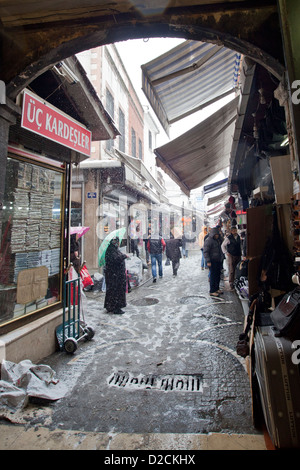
[107,372,203,392]
[131,297,159,306]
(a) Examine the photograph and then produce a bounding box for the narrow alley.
[0,251,267,450]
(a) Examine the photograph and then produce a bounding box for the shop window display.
[0,155,64,326]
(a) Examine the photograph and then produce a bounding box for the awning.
[203,178,228,195]
[154,96,239,197]
[207,191,228,207]
[142,40,241,135]
[206,203,224,216]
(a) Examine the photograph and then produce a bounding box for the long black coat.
[166,238,182,262]
[104,242,127,312]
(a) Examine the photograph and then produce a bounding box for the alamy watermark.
[291,80,300,105]
[292,340,300,365]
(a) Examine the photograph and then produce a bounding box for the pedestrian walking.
[203,226,224,296]
[143,227,151,264]
[166,234,182,277]
[129,217,140,257]
[198,226,208,270]
[104,237,128,314]
[221,225,242,290]
[181,230,196,258]
[147,231,166,282]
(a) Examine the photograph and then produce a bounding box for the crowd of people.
[103,199,246,314]
[202,200,245,297]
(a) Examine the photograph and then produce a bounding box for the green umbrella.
[98,227,127,267]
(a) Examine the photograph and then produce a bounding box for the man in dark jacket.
[104,237,128,314]
[147,232,166,282]
[222,225,241,289]
[166,235,182,277]
[203,227,224,296]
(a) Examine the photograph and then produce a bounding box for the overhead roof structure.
[30,56,120,142]
[0,1,285,102]
[154,96,239,197]
[142,40,241,135]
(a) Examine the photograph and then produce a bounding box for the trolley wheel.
[84,326,95,340]
[64,337,78,354]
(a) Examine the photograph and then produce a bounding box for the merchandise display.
[0,156,64,325]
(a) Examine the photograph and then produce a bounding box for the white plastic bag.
[0,359,67,412]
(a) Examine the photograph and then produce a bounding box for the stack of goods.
[14,252,28,283]
[50,248,60,276]
[10,188,29,253]
[2,160,62,285]
[50,220,61,249]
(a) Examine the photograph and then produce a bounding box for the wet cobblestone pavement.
[1,252,265,449]
[29,253,255,434]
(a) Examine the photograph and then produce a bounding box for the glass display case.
[0,154,65,326]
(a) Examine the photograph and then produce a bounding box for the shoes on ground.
[153,278,157,283]
[113,309,125,314]
[209,292,219,297]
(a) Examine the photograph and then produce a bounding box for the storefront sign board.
[21,89,91,157]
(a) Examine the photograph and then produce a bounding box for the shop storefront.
[0,89,91,354]
[0,147,65,327]
[74,149,169,271]
[0,68,117,361]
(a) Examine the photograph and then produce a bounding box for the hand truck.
[56,263,95,354]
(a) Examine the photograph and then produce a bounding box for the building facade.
[74,45,173,270]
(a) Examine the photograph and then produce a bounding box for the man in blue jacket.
[147,232,166,282]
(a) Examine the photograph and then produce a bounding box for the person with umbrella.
[104,236,129,315]
[98,228,128,315]
[69,226,90,274]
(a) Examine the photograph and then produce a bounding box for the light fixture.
[280,136,289,147]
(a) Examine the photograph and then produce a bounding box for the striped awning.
[142,40,241,135]
[154,96,239,197]
[203,178,228,194]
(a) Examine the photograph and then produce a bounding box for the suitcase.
[270,287,300,340]
[254,325,300,448]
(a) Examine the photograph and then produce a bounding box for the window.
[106,88,114,151]
[0,155,64,326]
[139,138,143,160]
[119,108,125,152]
[149,130,152,150]
[131,128,136,158]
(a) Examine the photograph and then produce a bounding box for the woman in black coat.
[104,237,128,314]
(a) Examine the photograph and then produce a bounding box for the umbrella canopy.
[171,226,183,239]
[98,227,127,267]
[70,226,90,239]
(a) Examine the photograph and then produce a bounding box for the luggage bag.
[270,286,300,340]
[254,325,300,448]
